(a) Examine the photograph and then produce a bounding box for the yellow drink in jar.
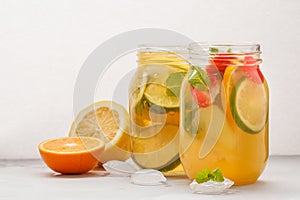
[180,44,269,185]
[129,48,189,176]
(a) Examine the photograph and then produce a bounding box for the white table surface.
[0,156,299,200]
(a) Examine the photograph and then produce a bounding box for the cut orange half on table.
[38,137,104,174]
[69,101,131,164]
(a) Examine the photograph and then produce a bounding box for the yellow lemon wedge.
[69,101,131,164]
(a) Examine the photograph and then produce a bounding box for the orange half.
[38,137,104,174]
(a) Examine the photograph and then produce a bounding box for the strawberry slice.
[243,56,264,84]
[206,67,222,86]
[211,54,237,75]
[190,86,211,108]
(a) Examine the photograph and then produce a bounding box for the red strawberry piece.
[211,54,237,75]
[243,56,264,84]
[190,86,211,108]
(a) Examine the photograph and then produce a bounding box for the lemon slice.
[230,78,268,133]
[69,101,131,163]
[138,51,189,71]
[144,84,179,109]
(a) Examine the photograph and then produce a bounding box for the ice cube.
[131,169,167,186]
[103,160,138,176]
[125,158,142,171]
[189,178,234,194]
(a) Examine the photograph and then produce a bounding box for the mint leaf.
[165,72,186,97]
[195,168,224,184]
[212,168,224,182]
[195,169,211,184]
[210,47,219,53]
[188,66,210,91]
[135,99,144,115]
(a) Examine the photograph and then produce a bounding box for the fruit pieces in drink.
[130,58,187,175]
[181,53,268,185]
[131,83,182,173]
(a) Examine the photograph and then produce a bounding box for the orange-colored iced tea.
[180,44,269,185]
[129,48,189,176]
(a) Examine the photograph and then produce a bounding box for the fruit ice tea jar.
[179,43,269,185]
[129,46,189,176]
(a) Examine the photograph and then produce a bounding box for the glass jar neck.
[188,43,262,67]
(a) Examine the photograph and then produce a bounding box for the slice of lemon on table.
[69,101,131,164]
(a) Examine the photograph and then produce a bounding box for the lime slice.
[132,125,180,170]
[144,84,179,109]
[133,154,180,171]
[159,156,181,172]
[230,78,268,133]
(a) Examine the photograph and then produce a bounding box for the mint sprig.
[165,72,186,97]
[210,47,219,53]
[227,48,232,53]
[211,168,225,182]
[195,168,224,184]
[188,66,210,91]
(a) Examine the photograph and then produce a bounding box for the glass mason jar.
[180,43,269,185]
[129,45,189,176]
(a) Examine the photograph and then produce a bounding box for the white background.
[0,0,299,159]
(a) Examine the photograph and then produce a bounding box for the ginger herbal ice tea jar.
[129,45,189,176]
[179,43,269,185]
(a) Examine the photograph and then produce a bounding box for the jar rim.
[189,42,260,48]
[138,44,188,48]
[189,42,261,54]
[137,44,188,53]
